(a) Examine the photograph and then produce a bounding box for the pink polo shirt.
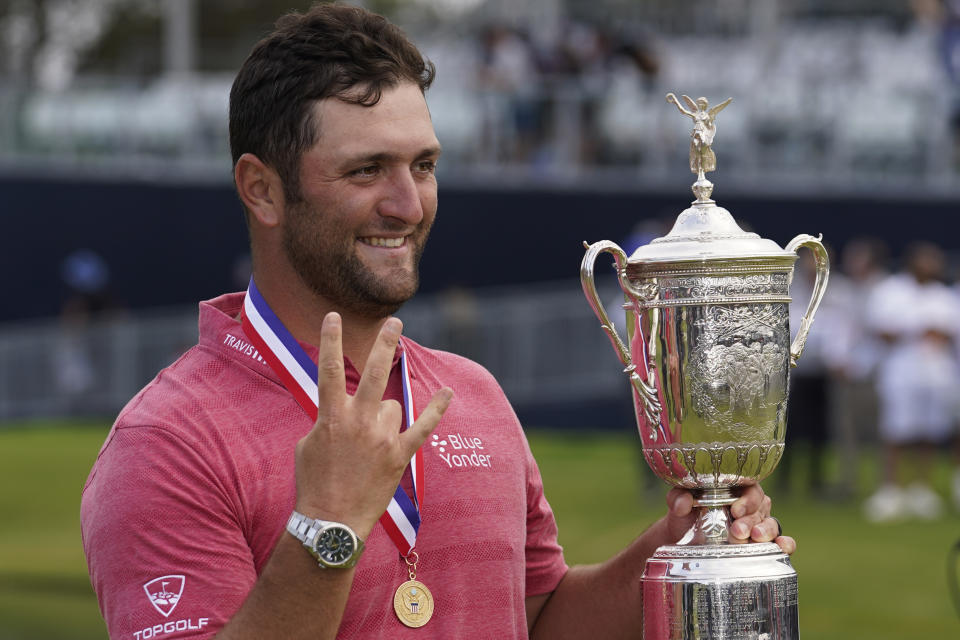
[81,292,567,639]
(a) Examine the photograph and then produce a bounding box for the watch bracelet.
[286,511,364,568]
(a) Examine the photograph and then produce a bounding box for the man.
[81,4,792,639]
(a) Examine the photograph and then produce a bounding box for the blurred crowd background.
[4,0,960,183]
[4,0,960,520]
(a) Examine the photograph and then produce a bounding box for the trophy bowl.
[580,94,828,639]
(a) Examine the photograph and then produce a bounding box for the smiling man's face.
[282,82,441,318]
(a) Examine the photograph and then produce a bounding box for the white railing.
[0,282,630,421]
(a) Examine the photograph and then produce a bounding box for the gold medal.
[394,579,434,628]
[394,550,433,628]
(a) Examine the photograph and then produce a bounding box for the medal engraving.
[394,579,434,628]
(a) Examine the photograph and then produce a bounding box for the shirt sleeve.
[81,424,257,640]
[522,438,568,597]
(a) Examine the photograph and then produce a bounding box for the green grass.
[1,421,958,639]
[528,430,960,640]
[0,420,110,640]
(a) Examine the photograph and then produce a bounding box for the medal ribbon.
[241,278,423,557]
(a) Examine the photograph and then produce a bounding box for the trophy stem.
[692,488,736,545]
[693,487,736,508]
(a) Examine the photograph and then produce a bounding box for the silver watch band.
[286,511,324,544]
[285,511,364,568]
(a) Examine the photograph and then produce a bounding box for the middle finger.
[354,318,403,408]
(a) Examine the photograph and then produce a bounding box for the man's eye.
[352,165,379,177]
[416,161,437,173]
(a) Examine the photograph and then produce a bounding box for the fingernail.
[325,312,341,327]
[384,317,402,336]
[438,388,453,409]
[731,503,744,518]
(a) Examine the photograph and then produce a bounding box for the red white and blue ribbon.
[241,277,423,557]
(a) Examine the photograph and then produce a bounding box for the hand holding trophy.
[581,94,829,639]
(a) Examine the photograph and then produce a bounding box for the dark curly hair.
[229,2,435,203]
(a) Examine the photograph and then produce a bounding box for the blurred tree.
[2,0,147,90]
[79,2,163,78]
[1,0,42,88]
[1,0,453,85]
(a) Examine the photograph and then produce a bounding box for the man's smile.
[359,236,406,248]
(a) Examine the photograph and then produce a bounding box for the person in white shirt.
[828,238,889,499]
[863,242,960,521]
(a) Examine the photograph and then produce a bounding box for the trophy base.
[641,542,798,640]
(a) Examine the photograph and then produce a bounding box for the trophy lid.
[631,94,794,266]
[628,200,792,264]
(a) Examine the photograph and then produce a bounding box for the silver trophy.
[581,94,828,639]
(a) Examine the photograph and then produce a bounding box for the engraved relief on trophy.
[656,273,791,304]
[689,304,789,437]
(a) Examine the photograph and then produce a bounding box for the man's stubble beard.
[282,200,432,320]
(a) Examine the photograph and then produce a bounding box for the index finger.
[730,482,767,519]
[354,317,403,406]
[316,312,346,408]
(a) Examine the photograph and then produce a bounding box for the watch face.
[315,526,356,567]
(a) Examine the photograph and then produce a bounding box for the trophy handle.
[581,241,662,425]
[785,233,830,368]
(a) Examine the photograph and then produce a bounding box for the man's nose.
[378,169,424,224]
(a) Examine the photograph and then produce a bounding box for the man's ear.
[235,153,285,227]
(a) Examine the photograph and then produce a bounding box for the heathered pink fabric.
[81,292,568,639]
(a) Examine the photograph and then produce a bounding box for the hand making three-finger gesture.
[293,313,454,540]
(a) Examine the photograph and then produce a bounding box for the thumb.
[665,488,697,541]
[399,387,453,457]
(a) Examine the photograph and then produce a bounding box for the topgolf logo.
[143,575,184,618]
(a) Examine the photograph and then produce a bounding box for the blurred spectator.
[60,248,115,316]
[476,24,542,164]
[438,285,481,363]
[55,248,122,414]
[828,237,890,499]
[936,0,960,166]
[546,20,660,166]
[863,242,960,521]
[916,0,960,167]
[781,244,846,496]
[473,20,659,169]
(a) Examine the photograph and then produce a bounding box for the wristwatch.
[286,511,364,569]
